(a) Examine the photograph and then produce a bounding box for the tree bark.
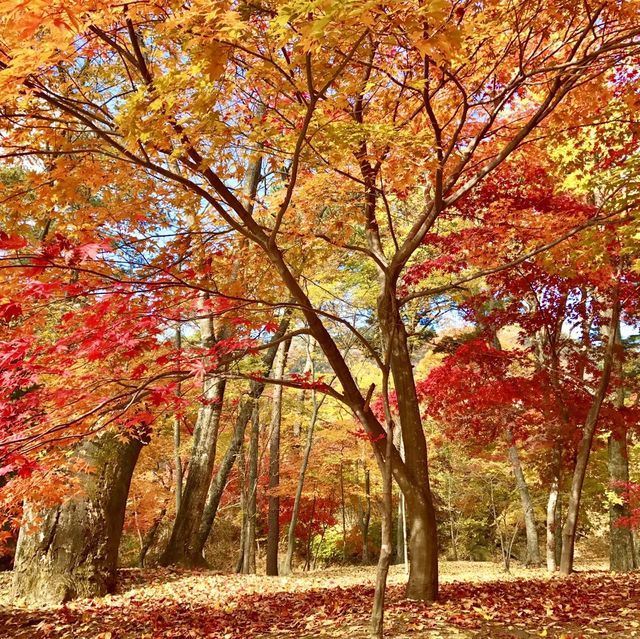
[371,421,394,638]
[546,442,561,572]
[140,506,167,567]
[382,306,438,601]
[608,431,636,571]
[282,387,321,575]
[174,325,184,513]
[608,323,635,571]
[357,465,371,564]
[266,339,291,576]
[506,428,540,565]
[195,314,291,558]
[241,403,260,574]
[159,375,226,567]
[560,287,620,575]
[13,433,142,604]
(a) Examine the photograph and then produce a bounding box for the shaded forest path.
[1,562,638,638]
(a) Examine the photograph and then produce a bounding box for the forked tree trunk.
[268,254,438,601]
[560,288,620,575]
[13,433,143,604]
[506,428,540,566]
[195,315,291,559]
[266,339,291,576]
[159,375,226,567]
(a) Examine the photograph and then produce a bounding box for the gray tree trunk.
[13,433,142,604]
[608,323,636,571]
[266,339,291,576]
[370,421,394,638]
[608,431,636,571]
[174,325,184,513]
[506,428,541,565]
[546,442,561,572]
[356,466,371,565]
[282,386,321,575]
[241,403,260,574]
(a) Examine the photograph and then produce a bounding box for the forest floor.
[1,561,640,638]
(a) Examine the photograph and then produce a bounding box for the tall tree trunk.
[282,388,321,575]
[560,288,620,575]
[340,462,348,562]
[546,442,561,572]
[174,325,184,513]
[371,420,394,638]
[13,433,143,604]
[195,315,291,558]
[446,474,458,562]
[506,428,540,565]
[236,444,246,574]
[159,375,227,567]
[382,307,438,601]
[357,465,371,565]
[608,324,635,571]
[266,339,291,576]
[294,339,315,439]
[242,403,260,574]
[394,429,408,568]
[608,431,635,571]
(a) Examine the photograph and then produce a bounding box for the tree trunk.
[357,466,371,565]
[560,288,620,575]
[506,428,540,565]
[266,339,291,576]
[195,315,291,558]
[242,403,260,574]
[267,252,438,600]
[608,319,635,571]
[546,443,561,572]
[608,431,636,571]
[383,309,438,601]
[282,388,321,575]
[174,325,184,513]
[446,474,458,562]
[159,375,227,567]
[340,462,347,562]
[140,506,167,567]
[13,433,142,604]
[371,421,394,638]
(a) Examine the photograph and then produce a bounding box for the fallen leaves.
[1,564,640,638]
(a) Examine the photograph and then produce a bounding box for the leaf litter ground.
[1,561,639,638]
